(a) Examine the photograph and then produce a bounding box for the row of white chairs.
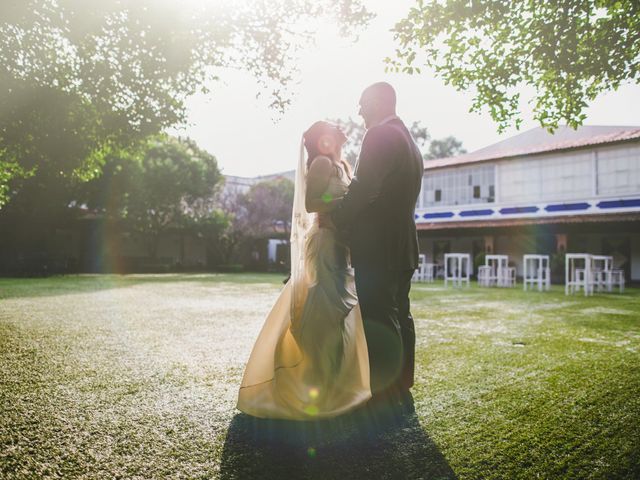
[414,253,517,288]
[413,253,625,295]
[565,254,625,296]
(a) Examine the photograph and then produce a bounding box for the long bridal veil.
[290,137,313,332]
[237,137,370,420]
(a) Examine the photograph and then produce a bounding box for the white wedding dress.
[237,158,371,420]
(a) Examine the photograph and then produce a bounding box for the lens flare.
[309,387,319,400]
[304,405,319,416]
[321,193,333,204]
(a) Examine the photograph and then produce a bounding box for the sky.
[171,0,640,178]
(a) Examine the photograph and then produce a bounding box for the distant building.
[222,175,257,195]
[414,125,640,282]
[223,170,295,196]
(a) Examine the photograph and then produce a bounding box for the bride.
[236,121,371,420]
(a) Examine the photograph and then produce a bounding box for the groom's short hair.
[362,82,396,111]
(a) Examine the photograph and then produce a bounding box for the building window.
[499,151,592,203]
[422,164,495,207]
[597,145,640,196]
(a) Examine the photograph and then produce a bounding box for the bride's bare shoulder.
[307,155,333,176]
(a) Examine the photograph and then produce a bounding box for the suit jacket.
[332,117,423,271]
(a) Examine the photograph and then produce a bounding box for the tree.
[184,210,230,269]
[332,117,464,162]
[79,135,223,260]
[0,0,373,207]
[212,177,294,267]
[210,181,249,266]
[241,177,294,270]
[127,137,223,259]
[242,178,295,240]
[331,117,367,167]
[409,121,431,150]
[424,136,466,160]
[388,1,640,132]
[0,80,119,209]
[332,117,430,166]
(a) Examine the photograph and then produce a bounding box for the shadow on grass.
[220,409,457,480]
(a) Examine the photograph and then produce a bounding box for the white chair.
[609,269,625,293]
[592,269,607,292]
[591,255,612,292]
[478,265,492,287]
[424,263,437,283]
[575,268,589,293]
[444,253,471,287]
[565,254,594,296]
[481,255,512,288]
[538,265,551,291]
[505,267,517,287]
[412,254,428,282]
[523,254,550,292]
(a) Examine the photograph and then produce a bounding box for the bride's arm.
[305,156,341,213]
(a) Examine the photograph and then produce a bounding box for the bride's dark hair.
[303,121,352,177]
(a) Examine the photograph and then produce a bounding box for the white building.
[223,170,296,196]
[415,125,640,282]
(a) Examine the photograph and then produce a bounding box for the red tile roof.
[425,125,640,170]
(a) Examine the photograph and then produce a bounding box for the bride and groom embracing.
[237,82,424,421]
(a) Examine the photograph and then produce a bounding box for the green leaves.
[387,0,640,132]
[121,136,223,234]
[241,177,294,238]
[70,135,224,262]
[0,0,373,207]
[332,117,465,163]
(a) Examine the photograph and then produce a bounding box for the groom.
[331,82,423,412]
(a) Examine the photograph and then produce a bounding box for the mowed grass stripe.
[0,275,638,479]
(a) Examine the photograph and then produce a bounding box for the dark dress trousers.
[332,116,423,396]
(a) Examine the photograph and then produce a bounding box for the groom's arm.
[332,126,396,230]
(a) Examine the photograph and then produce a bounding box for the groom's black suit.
[332,116,423,398]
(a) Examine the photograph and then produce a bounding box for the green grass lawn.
[1,274,638,479]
